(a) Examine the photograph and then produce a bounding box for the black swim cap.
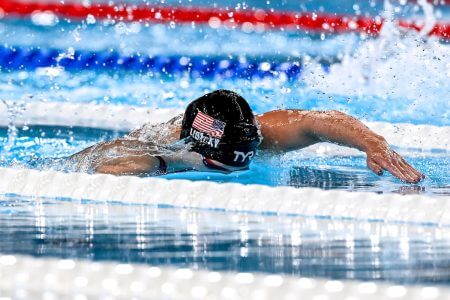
[180,90,261,168]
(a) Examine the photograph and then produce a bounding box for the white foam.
[302,3,450,124]
[303,34,450,102]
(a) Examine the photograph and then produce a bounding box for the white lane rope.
[0,101,449,151]
[0,254,448,300]
[0,167,449,226]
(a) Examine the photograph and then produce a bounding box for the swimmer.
[69,90,424,184]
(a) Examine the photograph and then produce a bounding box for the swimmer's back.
[125,114,183,144]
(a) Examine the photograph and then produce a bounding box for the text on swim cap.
[190,128,220,148]
[233,151,254,163]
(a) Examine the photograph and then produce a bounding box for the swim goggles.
[202,156,249,173]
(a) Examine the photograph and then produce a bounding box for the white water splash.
[417,0,436,36]
[302,1,449,123]
[56,47,75,63]
[1,97,27,150]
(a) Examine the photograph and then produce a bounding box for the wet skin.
[256,110,424,184]
[71,109,425,184]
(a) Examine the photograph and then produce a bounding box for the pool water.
[0,0,449,288]
[1,192,450,284]
[0,125,448,195]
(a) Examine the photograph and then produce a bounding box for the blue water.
[1,192,450,284]
[0,0,449,286]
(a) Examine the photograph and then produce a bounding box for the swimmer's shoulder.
[256,109,307,122]
[256,109,311,151]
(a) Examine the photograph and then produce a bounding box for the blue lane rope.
[0,45,327,80]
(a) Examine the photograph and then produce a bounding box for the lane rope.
[0,166,448,226]
[0,0,449,39]
[2,254,449,299]
[0,45,307,79]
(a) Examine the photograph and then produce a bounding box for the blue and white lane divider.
[0,45,314,79]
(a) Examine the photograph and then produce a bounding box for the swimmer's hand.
[365,137,425,184]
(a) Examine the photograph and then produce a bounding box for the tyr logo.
[233,151,254,163]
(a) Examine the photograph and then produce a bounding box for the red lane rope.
[0,0,449,39]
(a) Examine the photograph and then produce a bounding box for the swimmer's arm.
[95,153,198,176]
[84,142,194,177]
[94,155,162,176]
[68,140,163,176]
[256,110,425,183]
[257,110,382,152]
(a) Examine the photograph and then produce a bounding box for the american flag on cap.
[192,111,226,138]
